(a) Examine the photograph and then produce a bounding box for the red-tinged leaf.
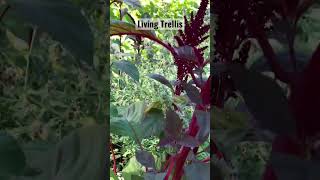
[271,135,305,157]
[158,136,174,147]
[148,74,174,92]
[182,83,202,104]
[262,164,278,180]
[174,46,197,62]
[136,150,156,169]
[164,109,182,138]
[290,44,320,137]
[176,134,201,148]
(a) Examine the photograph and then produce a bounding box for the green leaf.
[6,29,29,52]
[122,157,144,180]
[148,73,174,92]
[212,107,249,129]
[6,0,94,65]
[229,64,295,135]
[120,8,136,24]
[111,20,157,39]
[0,132,26,176]
[23,125,107,180]
[113,60,140,82]
[110,169,119,180]
[184,162,210,180]
[110,102,165,142]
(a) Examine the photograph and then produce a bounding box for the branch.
[248,16,292,84]
[110,140,117,174]
[111,33,176,56]
[0,5,9,22]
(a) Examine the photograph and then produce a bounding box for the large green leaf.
[0,132,26,176]
[113,60,140,82]
[6,0,94,65]
[122,156,144,180]
[229,64,295,135]
[110,102,165,142]
[12,125,107,180]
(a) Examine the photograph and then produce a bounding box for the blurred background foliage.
[0,0,108,143]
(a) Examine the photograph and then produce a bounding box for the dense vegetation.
[110,0,210,179]
[0,0,107,179]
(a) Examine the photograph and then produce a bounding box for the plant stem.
[24,27,37,90]
[0,5,9,22]
[110,140,117,174]
[247,16,291,84]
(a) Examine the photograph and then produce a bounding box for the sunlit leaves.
[6,29,29,52]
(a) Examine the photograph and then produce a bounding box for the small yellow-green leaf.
[6,29,29,51]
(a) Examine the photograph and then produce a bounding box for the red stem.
[202,157,210,163]
[172,105,203,180]
[164,156,176,180]
[110,141,117,174]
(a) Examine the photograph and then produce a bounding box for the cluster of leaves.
[0,0,108,179]
[110,0,210,179]
[212,0,320,179]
